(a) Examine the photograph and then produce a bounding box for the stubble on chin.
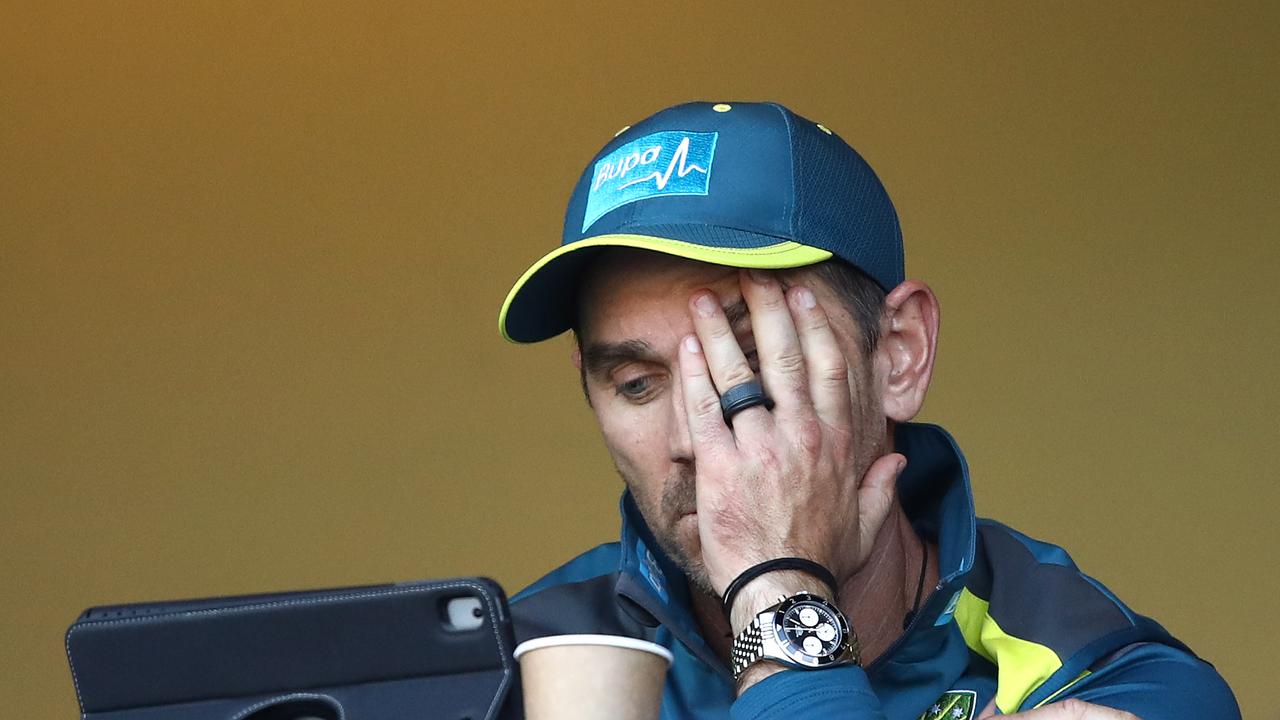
[620,462,720,598]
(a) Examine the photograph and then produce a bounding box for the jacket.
[511,422,1238,719]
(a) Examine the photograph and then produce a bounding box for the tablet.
[65,577,520,720]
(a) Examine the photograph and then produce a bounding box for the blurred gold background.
[2,3,1276,717]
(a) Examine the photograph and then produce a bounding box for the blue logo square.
[582,131,718,232]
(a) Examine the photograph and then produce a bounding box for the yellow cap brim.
[499,233,832,343]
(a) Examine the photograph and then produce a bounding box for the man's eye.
[615,376,655,400]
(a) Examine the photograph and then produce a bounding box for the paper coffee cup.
[514,634,673,720]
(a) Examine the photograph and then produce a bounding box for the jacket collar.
[612,422,979,678]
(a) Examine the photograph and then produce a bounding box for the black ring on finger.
[719,379,775,427]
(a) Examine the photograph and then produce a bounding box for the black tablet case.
[65,577,519,720]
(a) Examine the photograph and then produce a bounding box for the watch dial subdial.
[815,622,836,642]
[802,635,823,654]
[797,607,820,627]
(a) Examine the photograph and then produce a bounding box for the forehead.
[575,250,741,339]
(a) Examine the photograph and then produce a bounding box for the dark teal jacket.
[512,423,1238,719]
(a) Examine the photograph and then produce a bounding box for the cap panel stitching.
[765,103,798,239]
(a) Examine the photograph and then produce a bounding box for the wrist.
[728,570,834,635]
[722,558,838,629]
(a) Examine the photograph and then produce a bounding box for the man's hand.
[978,698,1141,719]
[677,269,905,612]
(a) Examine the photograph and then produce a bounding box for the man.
[498,102,1237,719]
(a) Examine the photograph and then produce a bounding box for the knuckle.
[1054,699,1094,718]
[815,361,850,390]
[1057,698,1084,711]
[704,321,735,342]
[755,288,788,312]
[720,362,757,388]
[796,420,824,455]
[770,349,807,376]
[813,349,849,381]
[692,392,723,420]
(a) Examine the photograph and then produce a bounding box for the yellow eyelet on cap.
[816,123,833,135]
[712,103,732,113]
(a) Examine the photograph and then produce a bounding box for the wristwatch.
[730,592,859,680]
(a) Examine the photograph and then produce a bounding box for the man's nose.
[667,376,695,462]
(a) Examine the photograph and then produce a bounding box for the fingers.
[857,453,905,553]
[689,289,773,434]
[738,270,810,418]
[677,333,735,458]
[786,282,854,435]
[688,273,853,440]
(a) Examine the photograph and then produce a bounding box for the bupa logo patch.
[918,690,977,720]
[582,130,718,231]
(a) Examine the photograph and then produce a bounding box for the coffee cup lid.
[513,634,674,665]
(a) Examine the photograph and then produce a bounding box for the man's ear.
[875,280,940,422]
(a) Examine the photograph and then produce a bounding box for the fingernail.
[796,286,816,309]
[748,268,770,285]
[693,293,717,318]
[683,334,702,354]
[896,457,908,474]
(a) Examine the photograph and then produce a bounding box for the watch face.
[771,594,849,667]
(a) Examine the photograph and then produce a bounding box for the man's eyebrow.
[723,298,750,330]
[581,298,753,381]
[580,339,662,381]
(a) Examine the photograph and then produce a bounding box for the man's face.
[574,250,887,594]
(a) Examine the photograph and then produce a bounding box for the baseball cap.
[499,101,904,343]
